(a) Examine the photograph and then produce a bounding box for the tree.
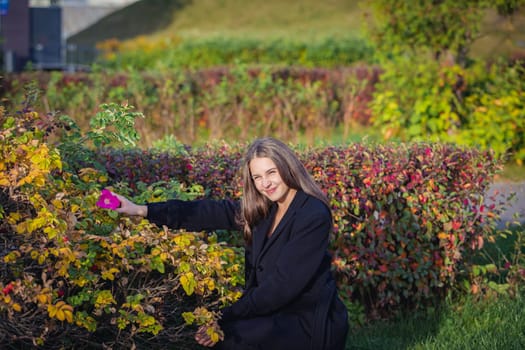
[364,0,525,66]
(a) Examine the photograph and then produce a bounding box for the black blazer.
[147,190,348,350]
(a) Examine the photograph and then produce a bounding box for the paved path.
[486,181,525,228]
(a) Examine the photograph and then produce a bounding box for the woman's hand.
[195,324,222,347]
[110,192,148,217]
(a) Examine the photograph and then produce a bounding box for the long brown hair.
[239,137,330,243]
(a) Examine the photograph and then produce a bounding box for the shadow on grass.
[69,0,193,46]
[347,292,525,350]
[346,309,443,350]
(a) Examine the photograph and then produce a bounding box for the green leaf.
[182,311,195,325]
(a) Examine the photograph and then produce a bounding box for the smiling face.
[249,157,295,205]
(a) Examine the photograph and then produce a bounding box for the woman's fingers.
[195,325,217,347]
[110,192,128,207]
[108,192,145,216]
[112,193,131,213]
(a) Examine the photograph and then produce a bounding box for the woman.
[112,137,348,349]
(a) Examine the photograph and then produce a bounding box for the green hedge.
[98,36,375,70]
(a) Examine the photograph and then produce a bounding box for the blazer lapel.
[257,191,308,261]
[251,205,275,260]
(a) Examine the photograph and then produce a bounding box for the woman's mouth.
[265,188,276,196]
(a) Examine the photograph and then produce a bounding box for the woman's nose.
[261,177,272,187]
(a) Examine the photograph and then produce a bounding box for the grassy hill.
[68,0,525,60]
[68,0,367,46]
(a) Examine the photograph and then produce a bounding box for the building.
[0,0,136,72]
[1,0,31,72]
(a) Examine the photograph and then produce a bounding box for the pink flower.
[96,189,120,210]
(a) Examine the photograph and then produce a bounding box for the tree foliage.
[364,0,525,66]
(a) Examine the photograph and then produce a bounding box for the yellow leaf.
[210,331,219,343]
[101,268,119,281]
[437,232,448,240]
[94,290,116,308]
[48,304,57,318]
[132,304,144,313]
[12,303,22,312]
[180,272,196,296]
[73,276,88,287]
[37,293,50,304]
[3,251,21,263]
[51,199,63,209]
[38,254,46,264]
[151,247,161,256]
[7,212,21,223]
[205,278,215,291]
[17,175,32,186]
[174,234,192,248]
[34,175,48,187]
[64,310,73,323]
[207,327,220,343]
[44,226,59,239]
[56,309,66,321]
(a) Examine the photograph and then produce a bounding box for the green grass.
[497,162,525,182]
[159,0,365,41]
[347,293,525,350]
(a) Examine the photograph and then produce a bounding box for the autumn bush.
[303,143,504,317]
[0,99,244,349]
[95,140,506,319]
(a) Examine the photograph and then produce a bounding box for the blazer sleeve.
[221,203,331,320]
[146,199,241,232]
